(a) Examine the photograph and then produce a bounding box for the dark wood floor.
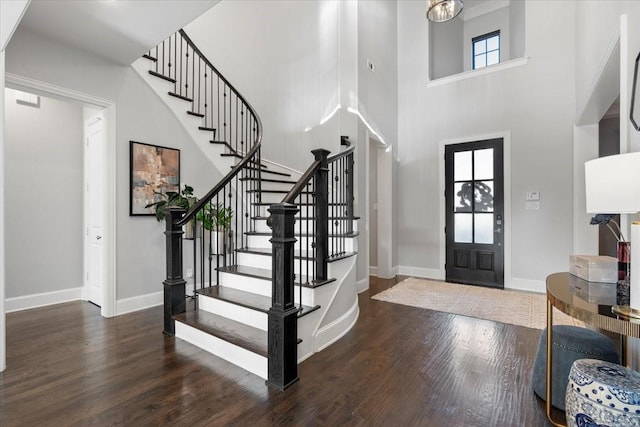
[0,277,556,426]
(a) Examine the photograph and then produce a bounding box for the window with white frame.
[472,30,500,70]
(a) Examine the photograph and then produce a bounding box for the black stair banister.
[149,28,357,390]
[154,28,263,337]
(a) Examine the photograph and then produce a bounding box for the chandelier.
[427,0,464,22]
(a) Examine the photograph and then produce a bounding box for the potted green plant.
[195,202,233,254]
[145,184,198,238]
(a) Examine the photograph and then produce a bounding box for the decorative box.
[568,274,616,305]
[569,255,617,283]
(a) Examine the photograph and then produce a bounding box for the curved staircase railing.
[146,29,358,391]
[151,30,262,338]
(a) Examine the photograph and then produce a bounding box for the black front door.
[445,139,504,288]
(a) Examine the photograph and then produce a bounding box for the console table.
[546,272,640,426]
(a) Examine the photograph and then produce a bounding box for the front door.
[445,139,504,288]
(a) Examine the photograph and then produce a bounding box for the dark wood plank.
[0,276,555,426]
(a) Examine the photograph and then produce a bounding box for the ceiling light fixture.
[427,0,464,23]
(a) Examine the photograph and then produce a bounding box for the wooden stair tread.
[240,177,299,185]
[241,166,290,177]
[168,92,193,102]
[174,306,267,357]
[253,201,346,207]
[247,189,312,195]
[237,247,357,263]
[245,230,358,238]
[217,265,335,288]
[251,215,359,221]
[199,126,217,132]
[187,111,205,118]
[148,70,176,84]
[197,285,320,317]
[142,54,157,62]
[197,285,271,313]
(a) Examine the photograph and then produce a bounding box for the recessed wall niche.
[429,0,526,80]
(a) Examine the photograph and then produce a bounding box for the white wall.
[184,0,342,171]
[4,89,84,298]
[5,29,221,304]
[430,18,463,80]
[355,0,398,283]
[397,0,576,291]
[0,0,29,50]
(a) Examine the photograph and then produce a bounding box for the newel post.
[313,149,330,281]
[267,203,299,389]
[164,206,187,336]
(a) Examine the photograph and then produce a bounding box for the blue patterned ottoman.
[531,325,620,410]
[566,359,640,426]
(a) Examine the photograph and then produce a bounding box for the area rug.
[371,277,584,330]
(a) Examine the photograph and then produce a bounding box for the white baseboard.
[5,287,83,313]
[398,265,445,280]
[116,291,163,316]
[506,277,545,294]
[369,266,378,276]
[356,277,369,293]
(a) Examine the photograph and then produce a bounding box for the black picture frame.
[129,140,180,216]
[631,51,640,131]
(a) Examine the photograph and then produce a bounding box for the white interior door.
[85,112,105,307]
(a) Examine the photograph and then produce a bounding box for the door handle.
[96,235,102,240]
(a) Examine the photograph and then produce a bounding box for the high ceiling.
[16,0,219,65]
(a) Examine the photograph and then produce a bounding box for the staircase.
[135,30,359,389]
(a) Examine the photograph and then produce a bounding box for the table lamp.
[585,152,640,311]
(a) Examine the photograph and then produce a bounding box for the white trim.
[368,266,378,276]
[5,73,111,107]
[5,73,118,319]
[175,321,267,379]
[398,265,445,281]
[427,57,529,88]
[461,0,510,21]
[5,287,83,313]
[356,277,369,293]
[438,131,512,289]
[115,291,163,316]
[1,51,6,371]
[314,296,359,352]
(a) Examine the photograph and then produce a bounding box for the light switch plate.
[526,191,540,201]
[526,201,540,210]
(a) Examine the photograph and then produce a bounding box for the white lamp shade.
[585,152,640,214]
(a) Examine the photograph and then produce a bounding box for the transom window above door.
[472,30,500,70]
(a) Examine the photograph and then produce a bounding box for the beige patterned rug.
[371,277,583,330]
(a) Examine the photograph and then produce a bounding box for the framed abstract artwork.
[129,141,180,216]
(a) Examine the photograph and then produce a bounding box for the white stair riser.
[217,272,314,304]
[253,218,357,234]
[247,234,356,252]
[254,181,298,192]
[259,204,349,218]
[218,271,271,296]
[237,252,315,276]
[175,321,267,379]
[199,294,267,331]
